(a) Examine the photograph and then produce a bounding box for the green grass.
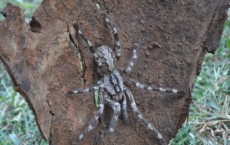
[0,0,42,20]
[0,1,229,145]
[0,64,48,145]
[170,10,230,145]
[0,1,47,145]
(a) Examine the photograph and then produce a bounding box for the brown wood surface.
[0,0,228,145]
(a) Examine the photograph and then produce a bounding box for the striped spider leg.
[125,78,184,96]
[124,87,167,145]
[104,97,121,132]
[72,21,94,52]
[102,12,121,58]
[69,87,105,144]
[119,43,138,73]
[67,81,104,95]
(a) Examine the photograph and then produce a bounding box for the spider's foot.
[72,21,79,28]
[177,90,186,97]
[133,43,139,48]
[108,127,115,132]
[71,136,81,145]
[66,90,77,96]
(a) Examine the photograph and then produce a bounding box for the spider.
[67,14,182,145]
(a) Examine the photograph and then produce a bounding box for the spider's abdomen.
[104,70,124,96]
[94,45,116,76]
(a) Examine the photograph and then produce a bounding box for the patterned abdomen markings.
[104,70,124,96]
[94,45,116,76]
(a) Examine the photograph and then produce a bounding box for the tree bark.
[0,0,228,145]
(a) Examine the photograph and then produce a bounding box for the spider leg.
[72,21,94,52]
[120,43,138,73]
[125,78,181,94]
[121,93,129,121]
[102,13,121,58]
[104,98,121,132]
[77,88,105,143]
[67,81,104,95]
[124,89,166,144]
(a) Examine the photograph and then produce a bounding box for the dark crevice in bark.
[0,11,7,17]
[30,16,42,33]
[67,25,87,86]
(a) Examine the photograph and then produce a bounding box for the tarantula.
[67,14,182,145]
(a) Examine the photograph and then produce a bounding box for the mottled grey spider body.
[87,44,125,96]
[68,14,182,145]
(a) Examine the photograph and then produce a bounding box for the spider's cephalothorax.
[93,45,124,96]
[68,14,183,145]
[93,45,116,76]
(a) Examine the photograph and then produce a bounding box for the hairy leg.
[125,89,166,144]
[125,78,182,94]
[120,43,138,73]
[121,94,128,121]
[102,13,121,58]
[104,98,121,132]
[67,81,104,95]
[76,89,105,143]
[72,21,94,52]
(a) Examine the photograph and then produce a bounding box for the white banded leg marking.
[127,79,179,94]
[67,84,101,95]
[147,86,152,90]
[83,88,89,93]
[113,27,118,34]
[87,40,93,47]
[79,134,84,140]
[159,87,166,92]
[87,125,93,131]
[135,82,145,89]
[113,28,121,57]
[172,89,178,93]
[122,94,128,121]
[115,40,120,46]
[138,114,143,119]
[73,21,94,52]
[103,14,121,57]
[78,29,83,35]
[122,46,137,73]
[109,127,115,132]
[105,17,110,23]
[133,49,137,59]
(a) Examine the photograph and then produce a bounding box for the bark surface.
[0,0,228,145]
